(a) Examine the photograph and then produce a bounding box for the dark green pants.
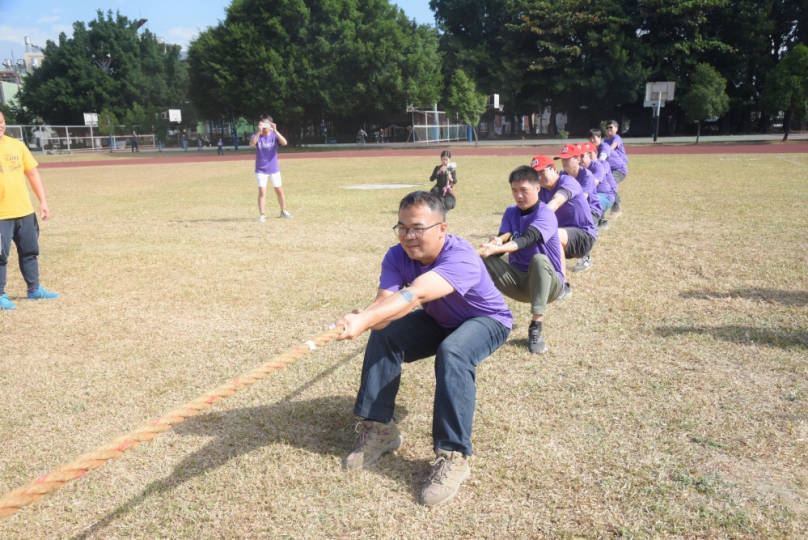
[483,254,563,316]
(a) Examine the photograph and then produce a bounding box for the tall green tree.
[762,44,808,141]
[18,10,188,125]
[680,64,730,143]
[187,0,443,141]
[445,69,488,146]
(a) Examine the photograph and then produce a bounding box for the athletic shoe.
[609,209,622,219]
[0,294,16,310]
[420,449,471,507]
[528,322,547,354]
[572,256,592,273]
[556,283,572,301]
[344,420,402,470]
[258,214,266,223]
[27,287,59,300]
[280,210,292,219]
[597,218,609,231]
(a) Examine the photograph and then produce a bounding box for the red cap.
[530,155,555,171]
[555,143,585,159]
[582,142,596,153]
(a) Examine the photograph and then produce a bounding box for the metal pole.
[39,126,44,154]
[89,125,94,151]
[653,91,661,143]
[65,126,71,152]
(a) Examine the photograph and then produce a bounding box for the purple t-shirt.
[598,141,627,176]
[500,203,565,287]
[605,133,628,164]
[379,234,513,329]
[562,168,602,217]
[539,174,597,238]
[254,132,280,174]
[587,160,615,200]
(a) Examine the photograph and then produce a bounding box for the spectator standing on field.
[131,133,139,153]
[0,111,59,310]
[182,132,188,152]
[217,138,224,155]
[249,114,291,221]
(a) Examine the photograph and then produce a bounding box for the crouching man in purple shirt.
[336,191,512,507]
[479,166,565,354]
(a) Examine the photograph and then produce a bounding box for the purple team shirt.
[605,133,628,165]
[379,234,513,329]
[254,132,281,174]
[500,203,565,287]
[562,168,602,217]
[539,174,598,238]
[598,141,627,176]
[587,160,615,201]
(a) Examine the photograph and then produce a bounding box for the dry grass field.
[0,151,806,538]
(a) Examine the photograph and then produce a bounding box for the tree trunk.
[548,104,557,137]
[528,113,534,136]
[696,120,700,144]
[783,109,792,141]
[473,126,479,148]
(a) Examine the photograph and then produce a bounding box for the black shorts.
[562,227,596,258]
[613,170,627,183]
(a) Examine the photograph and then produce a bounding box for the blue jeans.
[597,193,614,215]
[0,213,40,294]
[354,310,510,456]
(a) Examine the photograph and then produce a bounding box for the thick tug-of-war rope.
[0,324,344,520]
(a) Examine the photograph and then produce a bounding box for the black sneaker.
[597,218,609,231]
[528,322,547,354]
[572,255,592,273]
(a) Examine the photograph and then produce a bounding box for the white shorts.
[256,172,282,188]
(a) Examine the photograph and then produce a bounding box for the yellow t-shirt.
[0,135,38,220]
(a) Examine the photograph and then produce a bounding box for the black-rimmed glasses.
[393,222,442,238]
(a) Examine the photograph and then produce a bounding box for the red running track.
[38,143,808,169]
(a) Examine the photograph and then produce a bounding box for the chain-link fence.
[4,125,157,153]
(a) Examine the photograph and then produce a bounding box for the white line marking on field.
[777,157,808,167]
[341,183,422,190]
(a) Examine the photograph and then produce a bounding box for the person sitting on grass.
[429,150,457,211]
[532,155,598,276]
[589,128,625,219]
[0,110,59,310]
[336,190,512,507]
[581,142,616,230]
[558,143,603,234]
[479,165,565,354]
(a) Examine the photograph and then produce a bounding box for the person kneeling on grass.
[479,166,565,354]
[581,142,616,230]
[336,190,512,507]
[558,143,603,240]
[532,155,598,280]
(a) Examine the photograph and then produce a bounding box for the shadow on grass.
[656,325,808,350]
[679,288,808,306]
[69,347,429,538]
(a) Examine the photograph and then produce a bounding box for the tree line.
[7,1,808,141]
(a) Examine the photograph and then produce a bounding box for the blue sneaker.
[27,286,59,300]
[0,294,16,310]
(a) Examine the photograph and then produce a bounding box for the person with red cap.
[479,165,565,354]
[531,154,597,275]
[558,142,603,245]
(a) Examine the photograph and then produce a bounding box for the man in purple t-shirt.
[558,142,603,236]
[532,155,597,278]
[249,114,290,222]
[479,166,564,354]
[589,127,625,219]
[582,142,615,230]
[336,191,511,507]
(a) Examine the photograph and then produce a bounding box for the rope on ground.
[0,324,344,520]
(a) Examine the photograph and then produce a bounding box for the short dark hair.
[508,165,540,185]
[606,119,619,128]
[440,150,452,158]
[399,190,447,221]
[260,114,273,123]
[589,128,602,138]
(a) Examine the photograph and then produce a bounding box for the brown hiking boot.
[344,420,402,470]
[420,449,471,506]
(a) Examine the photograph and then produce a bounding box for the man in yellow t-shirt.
[0,111,59,310]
